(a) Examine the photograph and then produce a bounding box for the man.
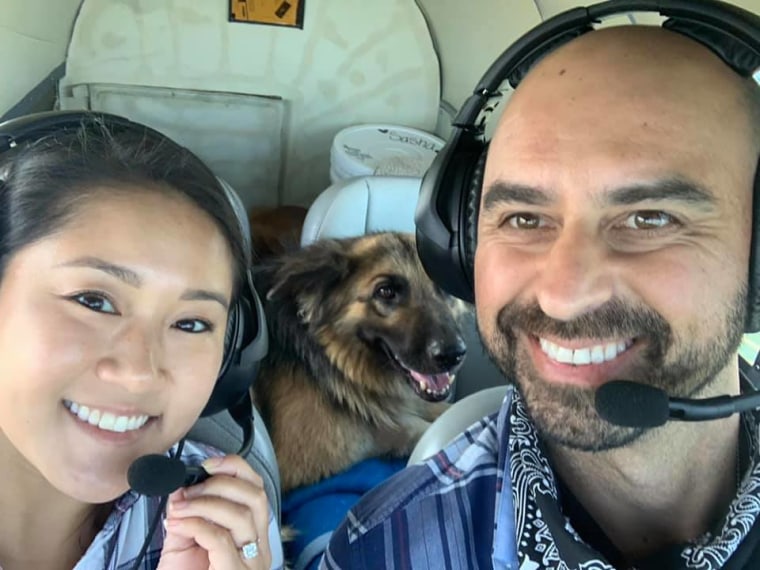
[320,21,760,570]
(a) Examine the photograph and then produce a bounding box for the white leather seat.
[300,176,422,246]
[407,386,508,465]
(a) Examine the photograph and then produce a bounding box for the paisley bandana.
[509,391,760,570]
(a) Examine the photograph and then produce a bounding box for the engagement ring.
[241,539,260,560]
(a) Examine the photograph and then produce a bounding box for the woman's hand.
[156,455,273,570]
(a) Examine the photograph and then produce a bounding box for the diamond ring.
[241,539,259,560]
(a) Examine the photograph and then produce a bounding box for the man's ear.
[254,239,352,321]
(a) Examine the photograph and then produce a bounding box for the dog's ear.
[256,239,352,322]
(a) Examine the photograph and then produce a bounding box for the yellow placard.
[229,0,304,28]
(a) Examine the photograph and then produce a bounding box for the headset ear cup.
[202,301,241,416]
[415,128,485,303]
[202,177,269,417]
[223,303,239,365]
[203,296,251,417]
[462,145,489,290]
[746,159,760,333]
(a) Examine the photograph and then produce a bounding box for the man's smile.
[537,336,635,366]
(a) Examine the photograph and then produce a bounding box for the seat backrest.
[300,175,504,401]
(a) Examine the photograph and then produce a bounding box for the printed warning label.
[229,0,304,28]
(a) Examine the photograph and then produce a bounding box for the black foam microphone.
[595,380,760,428]
[127,401,255,497]
[128,455,210,497]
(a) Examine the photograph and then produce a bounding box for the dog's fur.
[252,232,468,492]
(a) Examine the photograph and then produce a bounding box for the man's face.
[474,33,756,451]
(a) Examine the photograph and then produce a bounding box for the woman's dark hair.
[0,117,248,295]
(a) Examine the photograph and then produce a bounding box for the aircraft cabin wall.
[0,0,82,118]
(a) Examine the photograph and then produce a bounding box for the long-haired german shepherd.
[252,232,468,492]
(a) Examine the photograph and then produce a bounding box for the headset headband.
[415,0,760,304]
[457,0,760,132]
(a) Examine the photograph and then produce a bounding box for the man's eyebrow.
[58,256,230,309]
[605,178,716,208]
[482,178,717,212]
[58,256,141,287]
[482,182,554,212]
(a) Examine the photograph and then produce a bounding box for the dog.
[251,232,469,492]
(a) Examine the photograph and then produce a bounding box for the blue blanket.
[282,457,408,570]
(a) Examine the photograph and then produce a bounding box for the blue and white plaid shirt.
[321,386,760,570]
[74,440,284,569]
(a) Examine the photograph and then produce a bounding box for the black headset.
[0,110,268,418]
[415,0,760,332]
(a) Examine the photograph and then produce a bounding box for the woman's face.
[0,187,236,503]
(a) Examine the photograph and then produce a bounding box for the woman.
[0,112,283,569]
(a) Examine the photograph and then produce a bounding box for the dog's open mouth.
[404,368,455,402]
[378,342,455,402]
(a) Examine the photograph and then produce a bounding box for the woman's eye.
[174,319,214,334]
[71,292,118,314]
[505,213,545,230]
[623,211,677,230]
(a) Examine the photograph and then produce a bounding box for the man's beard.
[480,289,747,451]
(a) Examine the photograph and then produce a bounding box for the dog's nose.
[428,337,467,371]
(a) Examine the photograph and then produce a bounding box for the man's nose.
[535,225,614,322]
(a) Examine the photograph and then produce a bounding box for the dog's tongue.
[409,370,453,391]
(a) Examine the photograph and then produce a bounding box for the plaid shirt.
[320,390,517,570]
[321,386,760,570]
[74,440,284,569]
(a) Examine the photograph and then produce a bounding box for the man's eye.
[174,319,214,334]
[506,213,545,229]
[71,292,118,314]
[623,211,676,230]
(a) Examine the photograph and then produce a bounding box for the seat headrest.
[300,176,422,245]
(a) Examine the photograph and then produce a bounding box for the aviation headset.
[415,0,760,332]
[0,110,268,418]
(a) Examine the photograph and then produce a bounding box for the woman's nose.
[95,323,163,390]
